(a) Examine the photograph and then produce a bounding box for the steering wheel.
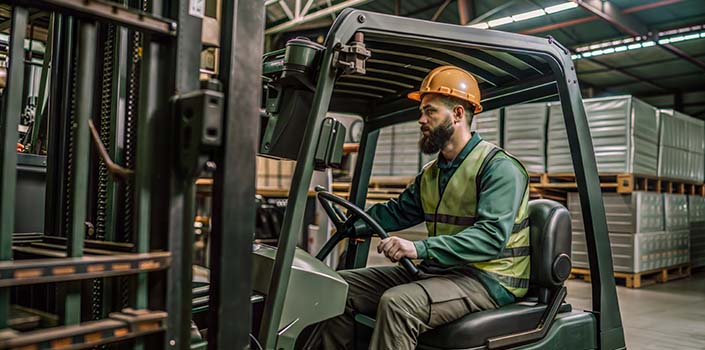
[315,186,419,276]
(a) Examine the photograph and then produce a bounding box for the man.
[315,65,530,349]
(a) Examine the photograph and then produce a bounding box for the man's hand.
[377,236,417,263]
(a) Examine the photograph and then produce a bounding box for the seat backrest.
[527,199,572,304]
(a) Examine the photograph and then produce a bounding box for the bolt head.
[357,14,366,23]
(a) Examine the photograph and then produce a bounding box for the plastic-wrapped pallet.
[568,192,664,233]
[372,125,395,176]
[569,191,669,273]
[471,109,501,146]
[503,103,547,173]
[664,193,689,231]
[371,121,423,177]
[688,195,705,268]
[658,109,705,182]
[547,96,659,175]
[572,231,689,273]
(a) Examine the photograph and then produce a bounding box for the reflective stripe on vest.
[420,140,531,298]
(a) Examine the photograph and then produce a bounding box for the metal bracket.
[173,83,224,179]
[333,32,371,75]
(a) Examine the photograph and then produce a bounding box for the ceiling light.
[488,16,514,27]
[465,1,578,29]
[627,43,642,50]
[512,9,546,22]
[614,46,628,52]
[641,41,655,47]
[545,2,578,14]
[684,33,700,40]
[468,22,490,29]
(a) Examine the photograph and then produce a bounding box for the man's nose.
[418,114,428,125]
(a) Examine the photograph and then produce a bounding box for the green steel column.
[346,127,379,269]
[135,25,158,312]
[64,19,98,326]
[164,0,203,349]
[0,6,28,329]
[208,0,264,349]
[30,13,54,153]
[44,14,74,238]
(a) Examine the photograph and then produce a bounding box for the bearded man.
[312,66,531,350]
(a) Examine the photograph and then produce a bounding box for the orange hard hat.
[408,65,483,113]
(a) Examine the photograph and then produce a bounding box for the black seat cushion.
[417,302,572,349]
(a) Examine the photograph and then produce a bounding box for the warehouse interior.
[0,0,704,349]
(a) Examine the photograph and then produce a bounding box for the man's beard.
[419,115,454,155]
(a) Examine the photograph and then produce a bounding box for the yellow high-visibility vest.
[420,140,530,297]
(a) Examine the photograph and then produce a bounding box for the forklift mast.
[0,1,263,349]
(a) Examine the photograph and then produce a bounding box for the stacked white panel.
[504,103,548,173]
[471,109,501,146]
[547,96,659,175]
[571,231,689,273]
[372,121,425,177]
[689,195,705,268]
[568,192,664,233]
[658,109,705,182]
[664,193,690,231]
[371,125,395,176]
[567,191,692,272]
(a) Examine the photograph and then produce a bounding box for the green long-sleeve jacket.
[367,132,528,306]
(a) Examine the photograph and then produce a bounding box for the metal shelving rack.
[0,1,263,349]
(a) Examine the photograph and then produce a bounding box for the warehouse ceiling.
[1,1,702,117]
[265,0,705,118]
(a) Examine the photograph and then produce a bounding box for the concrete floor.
[566,273,705,350]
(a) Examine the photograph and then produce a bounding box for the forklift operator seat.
[416,199,572,349]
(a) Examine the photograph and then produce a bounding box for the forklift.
[252,8,626,350]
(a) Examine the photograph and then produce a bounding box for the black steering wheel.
[315,186,419,276]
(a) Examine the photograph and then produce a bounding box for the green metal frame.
[0,6,28,330]
[0,0,261,348]
[207,1,264,349]
[260,9,625,350]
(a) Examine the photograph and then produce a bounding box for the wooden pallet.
[536,173,705,195]
[570,264,691,289]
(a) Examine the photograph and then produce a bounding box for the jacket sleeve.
[365,174,425,233]
[413,156,527,264]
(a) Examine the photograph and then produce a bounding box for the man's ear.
[453,105,464,123]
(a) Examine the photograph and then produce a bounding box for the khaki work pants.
[311,265,498,350]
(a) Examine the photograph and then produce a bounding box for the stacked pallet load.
[658,109,705,182]
[547,95,659,175]
[503,103,548,174]
[569,192,664,272]
[372,122,422,177]
[372,109,502,176]
[470,108,501,146]
[688,195,705,268]
[663,193,691,268]
[569,191,690,287]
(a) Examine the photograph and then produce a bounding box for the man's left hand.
[377,236,417,263]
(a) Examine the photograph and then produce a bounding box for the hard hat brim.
[407,90,483,113]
